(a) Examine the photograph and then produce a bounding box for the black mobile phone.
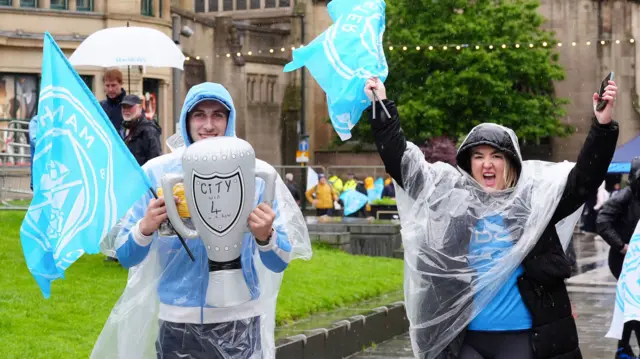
[596,72,615,112]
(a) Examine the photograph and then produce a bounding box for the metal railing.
[0,120,33,210]
[1,119,31,167]
[326,165,387,179]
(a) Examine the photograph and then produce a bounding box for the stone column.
[68,0,76,11]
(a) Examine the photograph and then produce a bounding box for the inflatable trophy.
[161,136,277,308]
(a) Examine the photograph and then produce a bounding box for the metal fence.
[0,120,32,210]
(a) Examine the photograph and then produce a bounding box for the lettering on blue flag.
[283,0,388,141]
[20,32,152,298]
[340,190,369,216]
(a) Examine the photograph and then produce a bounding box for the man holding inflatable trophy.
[91,83,311,359]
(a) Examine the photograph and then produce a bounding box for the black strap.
[208,256,242,272]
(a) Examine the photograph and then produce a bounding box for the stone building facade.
[2,0,640,172]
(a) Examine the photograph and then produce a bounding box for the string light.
[182,38,636,61]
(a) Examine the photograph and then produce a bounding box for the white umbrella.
[69,25,185,90]
[69,26,185,69]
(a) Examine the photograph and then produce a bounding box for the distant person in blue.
[381,181,395,199]
[365,77,619,359]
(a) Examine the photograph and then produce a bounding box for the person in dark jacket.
[285,173,301,205]
[597,156,640,359]
[364,77,619,359]
[381,181,395,198]
[121,94,162,166]
[100,69,127,139]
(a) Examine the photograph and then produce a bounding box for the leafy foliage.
[352,0,572,145]
[420,135,458,165]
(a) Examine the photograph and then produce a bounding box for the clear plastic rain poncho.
[397,123,582,359]
[93,133,312,359]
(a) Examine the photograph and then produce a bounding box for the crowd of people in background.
[284,171,397,218]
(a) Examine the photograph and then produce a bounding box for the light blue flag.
[607,220,640,339]
[20,33,152,298]
[368,177,384,203]
[340,189,369,216]
[283,0,388,141]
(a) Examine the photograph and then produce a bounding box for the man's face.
[104,80,122,99]
[188,100,229,142]
[122,104,142,121]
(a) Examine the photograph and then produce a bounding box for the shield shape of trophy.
[161,136,277,308]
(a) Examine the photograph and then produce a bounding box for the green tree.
[351,0,572,145]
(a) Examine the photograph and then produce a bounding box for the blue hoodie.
[115,83,292,324]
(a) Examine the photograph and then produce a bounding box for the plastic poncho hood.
[93,83,312,359]
[396,123,582,359]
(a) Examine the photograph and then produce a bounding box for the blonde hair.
[503,157,518,189]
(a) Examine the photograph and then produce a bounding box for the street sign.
[296,150,309,163]
[299,139,309,152]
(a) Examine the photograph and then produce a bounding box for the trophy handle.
[255,159,277,208]
[161,173,199,239]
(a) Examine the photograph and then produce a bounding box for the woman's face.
[470,145,507,192]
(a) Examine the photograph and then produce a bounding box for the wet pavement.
[350,233,638,359]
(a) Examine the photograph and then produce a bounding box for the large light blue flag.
[340,190,369,216]
[283,0,388,141]
[20,33,152,298]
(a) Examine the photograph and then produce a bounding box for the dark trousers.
[156,317,261,359]
[316,208,333,216]
[460,330,534,359]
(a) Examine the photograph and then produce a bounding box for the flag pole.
[371,89,391,119]
[149,187,196,262]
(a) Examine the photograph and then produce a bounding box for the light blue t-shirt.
[468,215,532,331]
